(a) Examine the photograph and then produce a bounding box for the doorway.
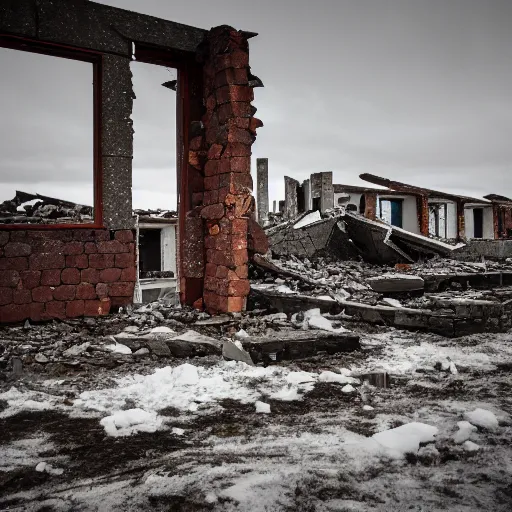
[473,208,484,238]
[380,199,403,228]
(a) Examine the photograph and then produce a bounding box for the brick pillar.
[321,172,334,212]
[364,193,377,220]
[200,26,262,314]
[284,176,299,219]
[417,195,429,236]
[492,203,500,239]
[456,200,466,241]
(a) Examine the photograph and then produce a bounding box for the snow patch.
[372,422,438,458]
[464,408,499,430]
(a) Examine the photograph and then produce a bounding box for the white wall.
[428,198,457,239]
[334,191,363,212]
[464,205,494,239]
[161,225,177,273]
[377,195,420,233]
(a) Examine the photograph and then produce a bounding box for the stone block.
[115,253,134,268]
[20,270,41,290]
[76,283,97,300]
[84,298,111,316]
[13,289,31,304]
[0,270,20,287]
[0,257,28,271]
[89,253,115,269]
[4,242,31,257]
[53,285,77,301]
[41,269,61,286]
[66,300,85,318]
[66,254,89,268]
[29,253,65,270]
[61,268,80,285]
[62,241,84,255]
[109,281,135,297]
[0,287,13,306]
[99,268,122,282]
[81,268,100,284]
[45,301,66,319]
[114,230,134,243]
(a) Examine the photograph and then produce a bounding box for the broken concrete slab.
[368,274,425,293]
[222,340,255,366]
[146,339,171,357]
[166,330,222,357]
[240,330,360,363]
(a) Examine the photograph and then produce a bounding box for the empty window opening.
[359,195,366,214]
[473,208,484,238]
[346,203,358,212]
[312,197,321,211]
[0,44,95,225]
[139,229,162,276]
[131,61,177,213]
[380,199,403,228]
[429,203,447,238]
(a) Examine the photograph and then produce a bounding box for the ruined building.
[0,0,264,323]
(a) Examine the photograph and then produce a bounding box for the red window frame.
[0,34,103,229]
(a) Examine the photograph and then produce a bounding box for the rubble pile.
[133,209,177,219]
[0,191,93,224]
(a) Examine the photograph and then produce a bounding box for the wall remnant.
[256,158,269,225]
[284,176,300,220]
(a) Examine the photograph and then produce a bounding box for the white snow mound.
[372,422,438,458]
[464,408,499,430]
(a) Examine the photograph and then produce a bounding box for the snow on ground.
[1,327,512,510]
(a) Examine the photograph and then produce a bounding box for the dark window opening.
[380,199,403,228]
[428,203,447,238]
[139,229,161,275]
[359,195,366,214]
[473,208,484,238]
[297,184,305,213]
[346,203,358,212]
[312,197,321,211]
[497,209,505,236]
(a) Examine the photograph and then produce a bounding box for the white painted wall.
[161,225,177,273]
[464,205,494,239]
[334,191,363,212]
[428,198,457,239]
[377,195,420,233]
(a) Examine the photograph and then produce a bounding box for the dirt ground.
[0,323,511,511]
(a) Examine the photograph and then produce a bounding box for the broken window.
[428,203,447,238]
[379,199,403,228]
[0,39,98,225]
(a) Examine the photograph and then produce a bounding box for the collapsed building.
[252,162,512,338]
[0,0,266,323]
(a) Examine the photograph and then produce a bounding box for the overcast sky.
[1,0,511,211]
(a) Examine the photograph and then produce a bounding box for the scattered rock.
[222,340,254,366]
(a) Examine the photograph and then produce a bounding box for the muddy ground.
[0,322,511,511]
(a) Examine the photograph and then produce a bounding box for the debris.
[100,409,162,437]
[317,371,359,385]
[463,408,499,430]
[372,422,438,458]
[453,421,478,444]
[106,342,132,355]
[35,462,64,476]
[368,274,425,293]
[167,330,222,357]
[255,401,271,414]
[222,340,255,366]
[63,343,90,357]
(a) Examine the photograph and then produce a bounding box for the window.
[473,208,484,238]
[0,37,100,226]
[379,199,403,228]
[429,203,447,238]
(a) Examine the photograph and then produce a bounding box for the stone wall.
[0,229,135,323]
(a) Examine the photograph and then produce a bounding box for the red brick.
[203,190,219,206]
[0,270,20,287]
[227,296,245,312]
[215,49,249,70]
[189,136,204,151]
[228,279,250,296]
[29,302,46,322]
[207,144,223,160]
[214,234,230,251]
[30,240,64,253]
[248,218,269,255]
[4,242,31,257]
[234,264,248,279]
[10,231,28,242]
[66,300,85,318]
[115,253,134,269]
[219,173,253,194]
[29,253,65,270]
[120,267,136,282]
[84,298,111,316]
[227,126,254,145]
[53,285,76,301]
[215,265,229,279]
[249,117,264,134]
[32,286,54,303]
[97,240,128,254]
[20,270,41,289]
[81,268,100,284]
[41,269,61,286]
[13,289,31,304]
[45,301,66,319]
[61,268,80,285]
[232,218,248,234]
[0,287,13,305]
[99,268,122,282]
[233,249,248,266]
[72,229,109,242]
[109,281,135,297]
[76,283,97,300]
[63,241,84,255]
[0,303,30,323]
[114,230,134,243]
[0,232,9,246]
[231,157,251,174]
[201,203,225,220]
[191,192,204,208]
[0,257,28,271]
[220,143,252,159]
[217,102,253,124]
[207,249,233,267]
[205,263,218,277]
[66,254,89,269]
[89,253,115,269]
[214,67,248,87]
[216,85,253,105]
[208,223,220,236]
[204,175,220,191]
[84,242,98,254]
[96,283,109,299]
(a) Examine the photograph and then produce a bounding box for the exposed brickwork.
[0,229,136,323]
[417,195,429,237]
[364,193,377,220]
